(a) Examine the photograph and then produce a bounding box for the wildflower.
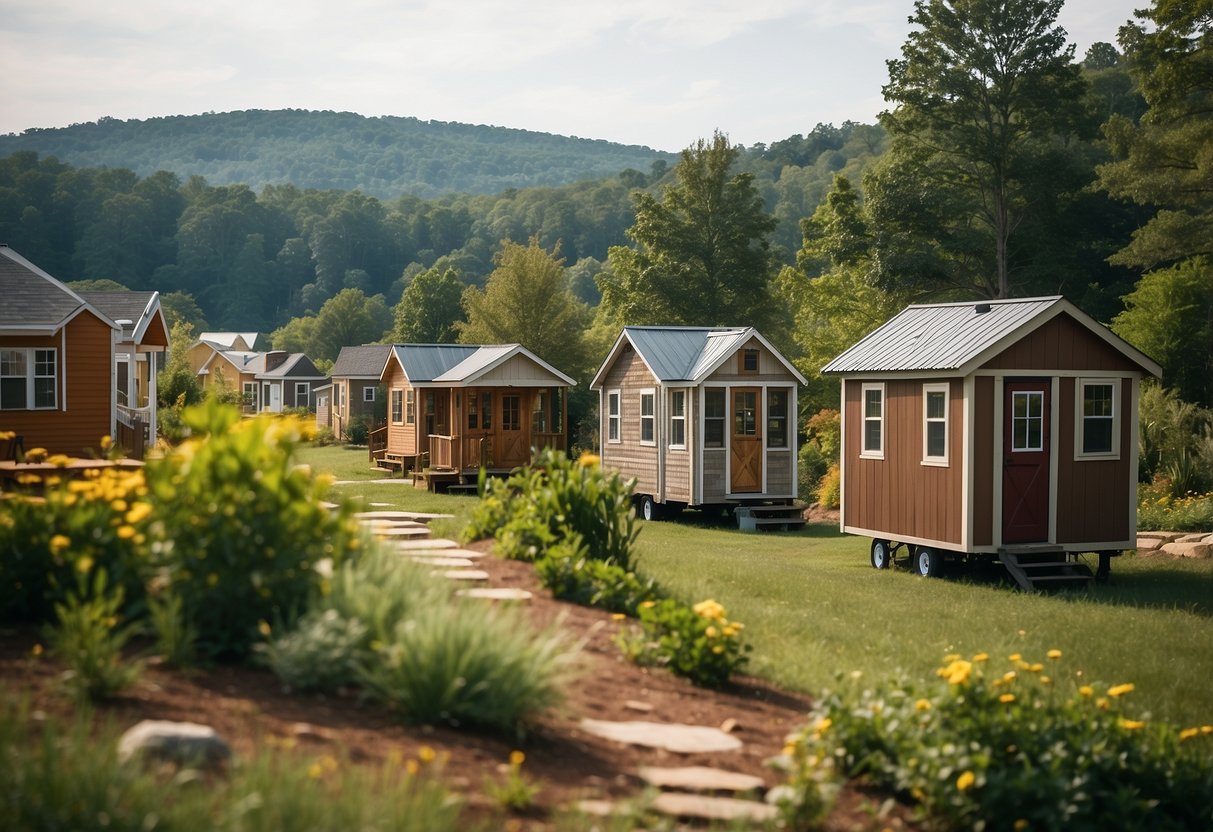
[1002,671,1017,683]
[49,534,70,555]
[915,699,932,712]
[1078,685,1094,698]
[1179,728,1200,742]
[1096,697,1110,710]
[1029,662,1044,673]
[25,447,48,462]
[406,759,419,775]
[1000,693,1016,704]
[509,750,525,767]
[577,452,600,468]
[611,613,626,621]
[125,502,153,524]
[972,652,989,663]
[938,659,973,686]
[116,525,136,540]
[1008,653,1022,662]
[813,717,832,735]
[1014,821,1029,831]
[705,626,719,638]
[1047,649,1062,660]
[956,770,975,791]
[100,435,113,451]
[712,645,724,654]
[640,600,655,609]
[782,741,798,756]
[1040,676,1051,685]
[693,599,725,621]
[1119,718,1145,731]
[418,745,436,763]
[258,620,272,637]
[47,454,72,467]
[1107,683,1135,698]
[30,643,43,657]
[307,762,324,779]
[1202,726,1213,735]
[76,555,95,574]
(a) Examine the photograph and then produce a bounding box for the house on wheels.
[591,326,808,528]
[379,343,576,489]
[821,296,1161,590]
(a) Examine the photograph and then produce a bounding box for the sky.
[0,0,1144,153]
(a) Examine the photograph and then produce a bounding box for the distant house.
[0,245,168,458]
[313,382,333,431]
[591,326,807,522]
[188,334,324,413]
[379,343,575,474]
[822,296,1162,587]
[327,345,392,440]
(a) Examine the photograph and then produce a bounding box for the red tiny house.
[824,297,1161,589]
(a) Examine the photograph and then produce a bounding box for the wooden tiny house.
[379,343,575,486]
[592,327,807,526]
[822,297,1162,589]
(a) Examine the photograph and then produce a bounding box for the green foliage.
[464,448,639,569]
[785,651,1213,831]
[391,265,466,343]
[535,537,661,614]
[46,569,143,702]
[485,751,540,812]
[143,400,363,658]
[260,608,369,692]
[157,320,202,409]
[616,598,750,689]
[1138,480,1213,532]
[145,589,198,668]
[816,464,841,511]
[1135,383,1213,491]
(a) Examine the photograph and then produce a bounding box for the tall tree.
[311,288,392,362]
[602,132,778,328]
[876,0,1090,298]
[458,238,591,378]
[390,266,465,343]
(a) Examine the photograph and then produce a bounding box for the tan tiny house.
[592,327,807,525]
[380,343,575,482]
[822,297,1161,589]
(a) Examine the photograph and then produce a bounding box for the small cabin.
[379,343,575,480]
[328,345,392,441]
[822,296,1161,589]
[591,326,807,524]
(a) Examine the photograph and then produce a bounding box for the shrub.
[816,464,841,510]
[782,651,1213,830]
[536,537,661,614]
[259,608,369,692]
[1137,478,1213,531]
[45,569,142,702]
[616,598,749,689]
[346,415,370,445]
[146,589,197,668]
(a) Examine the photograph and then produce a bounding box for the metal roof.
[822,297,1064,374]
[593,326,807,387]
[330,344,393,378]
[389,344,481,382]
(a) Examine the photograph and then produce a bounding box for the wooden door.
[730,387,762,493]
[498,392,527,467]
[1003,381,1051,543]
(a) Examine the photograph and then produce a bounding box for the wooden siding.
[475,353,568,386]
[767,450,792,493]
[705,336,794,383]
[383,363,417,457]
[972,376,995,546]
[702,451,726,502]
[843,378,964,545]
[0,313,112,457]
[664,387,693,502]
[981,313,1142,373]
[142,312,170,348]
[1055,376,1132,544]
[599,345,659,495]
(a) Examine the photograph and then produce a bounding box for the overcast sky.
[1,0,1143,152]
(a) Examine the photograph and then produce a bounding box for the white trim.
[606,388,622,444]
[638,388,656,447]
[859,382,885,460]
[295,382,311,406]
[391,388,403,425]
[1129,379,1140,544]
[363,386,376,402]
[921,382,950,466]
[668,388,687,450]
[838,380,847,532]
[765,386,792,451]
[0,347,60,411]
[1074,377,1121,461]
[703,385,726,450]
[842,525,967,555]
[1048,376,1059,545]
[962,376,974,552]
[62,326,69,412]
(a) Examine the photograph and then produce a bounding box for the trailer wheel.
[870,539,892,570]
[638,495,661,521]
[915,547,943,578]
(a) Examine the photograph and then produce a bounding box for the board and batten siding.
[981,313,1142,373]
[972,376,996,547]
[843,377,963,546]
[600,345,660,496]
[1055,376,1133,544]
[0,312,113,457]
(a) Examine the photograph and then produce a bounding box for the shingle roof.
[77,291,157,340]
[258,353,325,379]
[593,326,806,387]
[0,246,111,331]
[330,344,393,378]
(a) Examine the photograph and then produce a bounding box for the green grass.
[297,443,399,482]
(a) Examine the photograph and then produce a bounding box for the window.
[861,383,884,458]
[295,382,310,406]
[922,383,949,465]
[1011,390,1044,451]
[1077,380,1118,458]
[480,392,492,430]
[740,348,759,373]
[391,389,403,424]
[243,382,259,411]
[639,390,655,445]
[363,386,375,402]
[734,390,757,436]
[704,388,725,448]
[532,389,547,434]
[606,390,621,443]
[502,395,521,431]
[669,390,686,448]
[767,389,788,448]
[0,348,57,410]
[467,390,479,430]
[405,389,415,424]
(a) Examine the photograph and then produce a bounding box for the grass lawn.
[304,446,1213,730]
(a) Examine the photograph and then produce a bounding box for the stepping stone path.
[438,569,489,582]
[456,587,533,602]
[374,527,432,538]
[410,556,476,568]
[355,511,454,521]
[388,538,459,550]
[650,792,778,824]
[637,765,765,793]
[578,719,743,754]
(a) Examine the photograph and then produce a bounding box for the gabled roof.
[384,343,575,387]
[0,245,119,333]
[821,296,1162,377]
[330,344,393,379]
[591,326,807,389]
[77,290,166,346]
[257,353,326,380]
[201,349,264,376]
[199,332,259,351]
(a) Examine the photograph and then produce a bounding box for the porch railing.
[532,431,567,452]
[115,405,150,460]
[429,434,455,469]
[368,425,388,462]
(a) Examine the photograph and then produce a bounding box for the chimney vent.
[975,303,992,314]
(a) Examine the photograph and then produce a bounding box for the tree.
[876,0,1090,298]
[311,288,392,363]
[157,320,202,407]
[602,132,778,328]
[390,266,465,343]
[159,291,208,331]
[269,315,319,355]
[1098,0,1213,271]
[458,238,591,378]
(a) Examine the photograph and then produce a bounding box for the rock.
[1177,533,1209,544]
[456,587,533,602]
[374,527,431,538]
[428,547,486,559]
[1136,531,1186,543]
[117,720,231,770]
[1135,538,1163,552]
[574,799,618,817]
[438,569,489,582]
[1161,541,1212,559]
[637,765,765,793]
[719,717,739,733]
[1204,534,1213,545]
[579,719,743,754]
[650,792,777,823]
[290,722,333,743]
[408,556,475,567]
[387,538,459,550]
[355,511,452,521]
[624,699,653,713]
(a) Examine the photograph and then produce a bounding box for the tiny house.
[591,326,807,525]
[822,297,1161,589]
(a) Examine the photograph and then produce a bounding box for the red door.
[1002,381,1050,543]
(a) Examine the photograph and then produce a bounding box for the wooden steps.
[999,547,1094,592]
[733,502,807,532]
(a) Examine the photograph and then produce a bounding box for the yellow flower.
[1119,718,1145,731]
[1078,685,1094,698]
[509,750,525,767]
[1097,697,1110,710]
[100,435,113,450]
[47,454,72,467]
[30,643,43,657]
[956,770,975,791]
[1000,693,1016,704]
[693,599,725,620]
[1107,683,1135,698]
[705,626,719,638]
[1002,671,1017,682]
[711,645,724,654]
[405,759,419,775]
[972,652,989,663]
[258,620,272,637]
[49,534,71,555]
[307,762,324,779]
[939,659,973,686]
[577,452,600,467]
[1179,727,1200,742]
[1202,726,1213,735]
[1047,649,1062,660]
[915,699,932,712]
[76,555,95,574]
[639,600,655,609]
[813,717,832,735]
[1040,676,1051,685]
[0,430,14,440]
[25,447,48,462]
[418,745,436,763]
[125,502,153,524]
[1014,820,1029,831]
[611,613,626,621]
[116,525,136,540]
[1008,653,1022,662]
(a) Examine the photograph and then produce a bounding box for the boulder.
[1135,538,1164,552]
[1161,541,1212,559]
[1177,533,1209,544]
[1136,531,1186,543]
[118,720,231,770]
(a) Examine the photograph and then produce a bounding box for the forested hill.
[0,110,678,199]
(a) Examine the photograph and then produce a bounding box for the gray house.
[328,345,392,440]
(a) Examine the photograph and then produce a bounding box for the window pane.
[671,420,684,446]
[927,422,946,458]
[1013,393,1027,418]
[1028,419,1042,450]
[1083,418,1113,454]
[1013,418,1028,450]
[0,378,25,409]
[864,389,881,418]
[1,350,25,377]
[864,420,881,452]
[1084,384,1113,417]
[671,391,684,417]
[926,390,945,419]
[640,393,654,417]
[705,421,723,447]
[705,389,724,418]
[608,392,619,416]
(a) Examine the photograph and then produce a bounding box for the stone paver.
[118,720,232,770]
[409,556,475,568]
[1162,541,1212,559]
[374,527,431,538]
[1136,538,1163,552]
[426,547,485,559]
[438,569,490,582]
[578,719,743,754]
[387,538,459,550]
[355,511,454,521]
[649,792,777,823]
[456,587,533,602]
[637,765,765,794]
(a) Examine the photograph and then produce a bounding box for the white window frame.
[244,381,260,411]
[363,386,375,402]
[295,382,310,406]
[1011,390,1045,452]
[391,389,404,425]
[767,387,789,449]
[703,386,726,449]
[639,388,656,447]
[606,389,621,444]
[669,389,686,449]
[922,383,949,466]
[405,389,416,425]
[860,382,885,460]
[1075,378,1120,461]
[0,347,57,411]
